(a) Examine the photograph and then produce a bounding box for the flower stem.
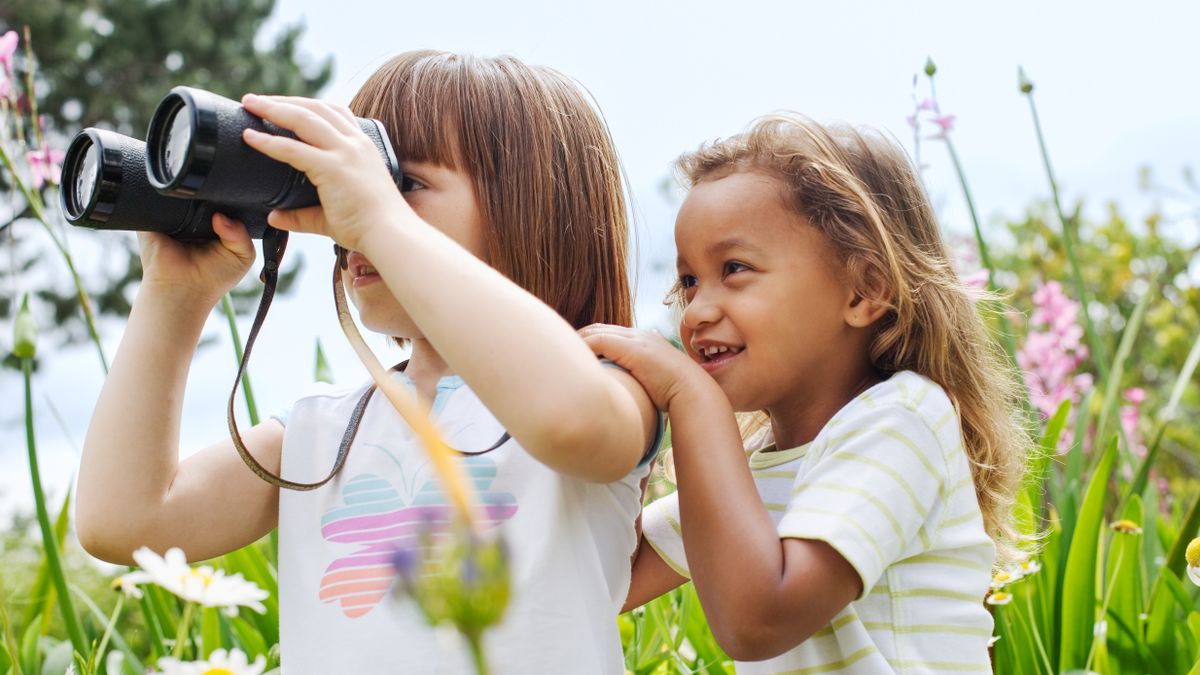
[466,632,489,675]
[0,142,109,372]
[22,357,89,658]
[173,602,196,660]
[1023,91,1109,381]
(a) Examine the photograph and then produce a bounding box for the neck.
[404,338,456,405]
[767,363,881,450]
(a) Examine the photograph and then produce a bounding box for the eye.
[399,175,427,193]
[723,261,749,277]
[678,274,698,289]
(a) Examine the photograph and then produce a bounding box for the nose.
[681,286,721,331]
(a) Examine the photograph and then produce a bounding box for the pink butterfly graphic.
[317,455,518,618]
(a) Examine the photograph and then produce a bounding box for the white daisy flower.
[152,648,266,675]
[985,591,1013,606]
[116,547,268,616]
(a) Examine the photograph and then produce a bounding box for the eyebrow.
[676,237,763,268]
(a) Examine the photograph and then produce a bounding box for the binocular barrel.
[60,86,401,241]
[60,128,269,240]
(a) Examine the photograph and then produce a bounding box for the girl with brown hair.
[582,113,1030,673]
[77,51,659,673]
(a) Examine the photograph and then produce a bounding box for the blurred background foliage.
[0,0,327,358]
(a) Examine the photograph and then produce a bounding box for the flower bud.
[13,294,37,359]
[1018,66,1034,94]
[924,57,937,77]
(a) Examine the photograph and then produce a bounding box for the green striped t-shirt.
[643,371,995,674]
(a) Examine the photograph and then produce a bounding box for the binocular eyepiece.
[60,86,401,241]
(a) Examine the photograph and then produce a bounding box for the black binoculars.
[59,86,401,241]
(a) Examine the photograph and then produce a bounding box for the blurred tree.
[0,0,326,351]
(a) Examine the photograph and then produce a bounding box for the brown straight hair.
[349,50,632,329]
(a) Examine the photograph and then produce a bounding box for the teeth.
[360,265,377,276]
[700,345,740,358]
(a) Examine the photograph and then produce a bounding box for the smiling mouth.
[695,345,744,373]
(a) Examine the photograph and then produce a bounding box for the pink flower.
[0,31,17,74]
[918,98,937,111]
[26,146,65,189]
[930,114,956,139]
[961,269,989,304]
[1019,281,1094,449]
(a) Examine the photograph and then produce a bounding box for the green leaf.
[1104,496,1145,671]
[70,585,143,675]
[314,339,335,384]
[1093,274,1155,467]
[21,489,72,633]
[1058,438,1116,672]
[200,608,222,659]
[1018,399,1071,537]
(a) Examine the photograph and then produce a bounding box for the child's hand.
[138,213,256,303]
[578,324,709,412]
[238,94,409,252]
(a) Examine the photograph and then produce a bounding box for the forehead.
[675,171,811,258]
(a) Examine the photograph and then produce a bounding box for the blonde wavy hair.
[674,113,1031,564]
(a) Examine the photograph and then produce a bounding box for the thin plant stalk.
[221,294,259,424]
[0,142,109,372]
[173,602,195,660]
[1022,86,1109,380]
[466,633,488,675]
[925,74,1032,420]
[1024,587,1054,675]
[22,357,88,658]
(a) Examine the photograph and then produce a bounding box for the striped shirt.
[643,371,996,674]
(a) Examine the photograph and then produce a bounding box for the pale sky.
[2,0,1197,514]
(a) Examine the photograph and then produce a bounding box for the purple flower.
[26,146,66,189]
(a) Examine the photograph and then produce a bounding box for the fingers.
[242,94,359,144]
[265,206,328,236]
[212,213,257,262]
[242,126,324,175]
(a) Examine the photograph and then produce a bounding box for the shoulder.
[825,372,955,438]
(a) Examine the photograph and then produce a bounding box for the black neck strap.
[227,227,366,491]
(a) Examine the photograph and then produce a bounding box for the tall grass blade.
[1093,276,1155,463]
[1058,437,1116,672]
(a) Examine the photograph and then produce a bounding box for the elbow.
[75,505,139,566]
[710,608,806,662]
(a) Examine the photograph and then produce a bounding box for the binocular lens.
[67,140,99,218]
[162,106,193,183]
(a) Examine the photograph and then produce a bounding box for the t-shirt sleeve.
[641,491,691,579]
[776,402,946,599]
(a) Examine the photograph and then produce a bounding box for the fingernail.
[242,93,259,103]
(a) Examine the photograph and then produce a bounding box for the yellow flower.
[986,591,1013,606]
[1016,559,1042,576]
[1187,537,1200,587]
[1109,519,1143,535]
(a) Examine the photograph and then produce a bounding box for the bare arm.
[622,536,687,613]
[77,221,281,565]
[240,94,657,483]
[581,327,861,660]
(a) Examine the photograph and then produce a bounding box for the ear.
[844,290,890,328]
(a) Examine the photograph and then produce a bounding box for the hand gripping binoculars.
[60,86,401,241]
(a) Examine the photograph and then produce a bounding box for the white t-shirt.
[275,370,654,674]
[643,371,996,674]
